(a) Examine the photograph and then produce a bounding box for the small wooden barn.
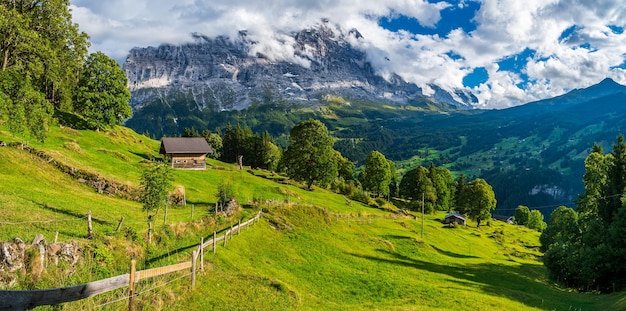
[159,137,213,170]
[443,213,466,226]
[493,215,514,224]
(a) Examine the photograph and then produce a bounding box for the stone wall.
[0,235,80,288]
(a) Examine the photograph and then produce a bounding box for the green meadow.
[0,125,625,310]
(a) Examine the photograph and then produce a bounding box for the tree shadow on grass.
[38,203,112,225]
[347,249,589,310]
[430,245,479,259]
[382,234,415,241]
[130,151,157,161]
[54,110,94,130]
[145,242,199,266]
[145,225,233,266]
[31,223,86,240]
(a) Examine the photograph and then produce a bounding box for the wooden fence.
[0,211,262,311]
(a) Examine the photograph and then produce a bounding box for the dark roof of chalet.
[493,215,513,220]
[444,213,466,221]
[160,137,213,155]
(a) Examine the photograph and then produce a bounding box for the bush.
[124,226,139,241]
[350,187,370,205]
[216,180,236,209]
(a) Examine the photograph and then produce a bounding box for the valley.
[126,78,626,214]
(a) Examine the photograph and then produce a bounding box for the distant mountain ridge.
[513,78,626,111]
[123,23,477,111]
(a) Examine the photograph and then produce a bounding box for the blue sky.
[70,0,626,108]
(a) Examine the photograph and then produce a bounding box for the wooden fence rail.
[0,210,262,311]
[0,274,129,310]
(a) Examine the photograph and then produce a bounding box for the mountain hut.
[443,213,466,226]
[159,137,213,170]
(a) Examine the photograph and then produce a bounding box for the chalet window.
[176,160,181,163]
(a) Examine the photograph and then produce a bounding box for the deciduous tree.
[399,166,437,212]
[540,206,579,251]
[281,119,337,190]
[73,52,131,130]
[429,164,455,211]
[359,151,392,197]
[335,150,355,182]
[458,178,496,227]
[0,0,89,140]
[527,209,546,231]
[515,205,530,226]
[202,130,223,159]
[139,164,173,216]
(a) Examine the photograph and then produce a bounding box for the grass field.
[1,124,625,310]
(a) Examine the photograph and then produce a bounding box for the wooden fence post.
[87,211,94,239]
[148,216,153,244]
[129,260,136,311]
[191,250,197,288]
[238,220,241,235]
[54,232,59,243]
[223,230,227,247]
[191,204,194,222]
[116,217,125,232]
[230,225,233,240]
[200,238,204,272]
[163,203,168,226]
[213,231,216,254]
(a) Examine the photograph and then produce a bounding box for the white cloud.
[70,0,626,108]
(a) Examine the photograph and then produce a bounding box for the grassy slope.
[0,125,625,310]
[177,206,619,310]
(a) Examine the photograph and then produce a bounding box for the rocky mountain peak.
[123,24,474,111]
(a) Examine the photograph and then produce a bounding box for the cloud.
[70,0,626,108]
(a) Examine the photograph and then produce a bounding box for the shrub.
[63,141,81,152]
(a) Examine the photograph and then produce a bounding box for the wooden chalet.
[443,213,466,226]
[159,137,213,170]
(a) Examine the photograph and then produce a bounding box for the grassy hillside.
[1,124,625,310]
[176,205,626,310]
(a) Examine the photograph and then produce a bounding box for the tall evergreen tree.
[455,173,467,210]
[602,134,626,224]
[221,124,237,163]
[578,150,610,217]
